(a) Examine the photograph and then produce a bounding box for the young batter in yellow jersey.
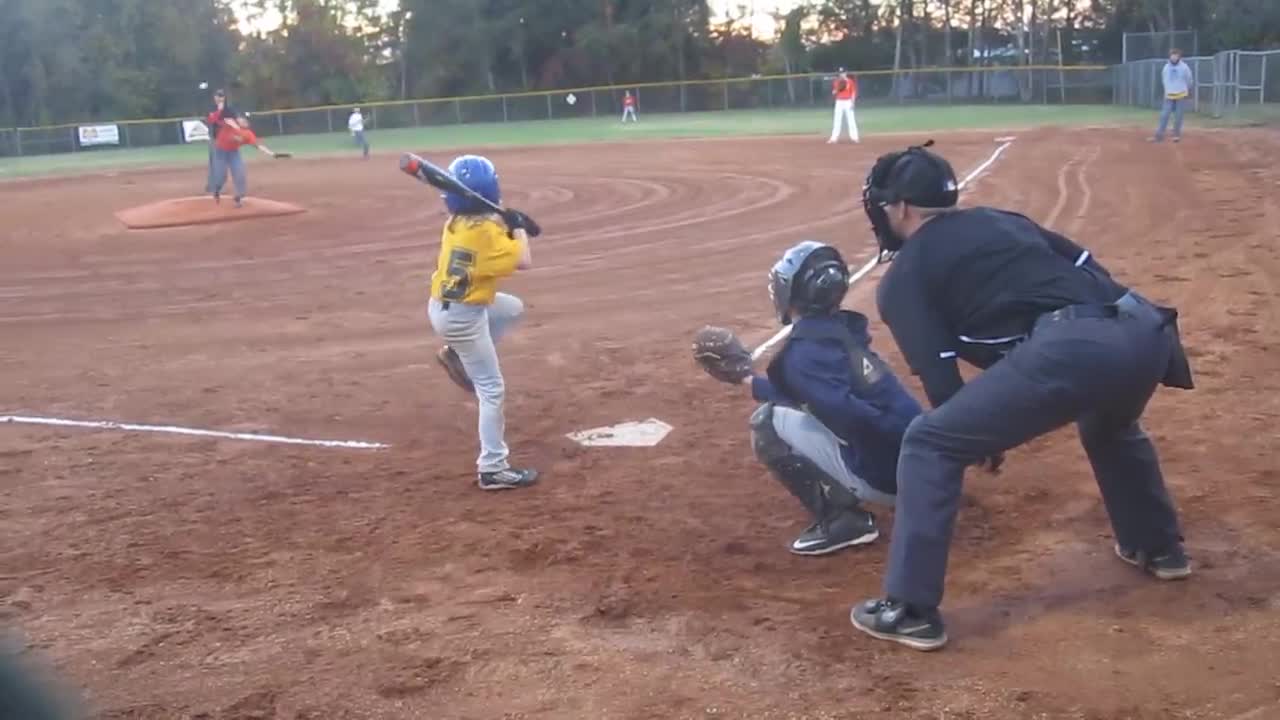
[427,155,541,491]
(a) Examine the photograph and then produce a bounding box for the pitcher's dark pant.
[885,296,1184,609]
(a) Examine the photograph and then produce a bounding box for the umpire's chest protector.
[766,311,890,406]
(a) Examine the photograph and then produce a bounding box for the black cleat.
[851,598,948,651]
[436,346,473,393]
[478,468,539,491]
[1115,542,1191,580]
[789,508,879,556]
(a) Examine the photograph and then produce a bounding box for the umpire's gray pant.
[427,293,525,473]
[885,294,1184,610]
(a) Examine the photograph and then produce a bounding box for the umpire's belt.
[1037,302,1119,326]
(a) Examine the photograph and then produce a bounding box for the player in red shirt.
[622,90,638,123]
[206,107,280,207]
[828,68,860,144]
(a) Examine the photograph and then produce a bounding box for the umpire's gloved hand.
[501,209,542,238]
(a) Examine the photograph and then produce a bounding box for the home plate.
[566,418,673,448]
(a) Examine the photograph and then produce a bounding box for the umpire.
[849,142,1195,651]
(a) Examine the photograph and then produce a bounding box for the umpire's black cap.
[865,140,959,209]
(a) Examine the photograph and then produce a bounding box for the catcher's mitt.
[692,326,753,384]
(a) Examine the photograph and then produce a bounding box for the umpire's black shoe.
[478,468,539,491]
[1115,542,1191,580]
[851,598,948,651]
[789,508,879,556]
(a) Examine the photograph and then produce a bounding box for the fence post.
[546,93,552,119]
[413,103,420,126]
[14,129,21,156]
[277,113,284,135]
[1261,54,1268,104]
[722,81,729,111]
[71,127,78,152]
[591,90,597,117]
[455,99,462,123]
[502,96,508,122]
[122,124,130,147]
[327,110,333,133]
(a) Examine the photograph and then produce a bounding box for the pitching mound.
[115,196,306,229]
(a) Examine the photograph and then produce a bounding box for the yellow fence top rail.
[13,65,1110,132]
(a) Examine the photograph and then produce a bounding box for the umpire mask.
[862,140,960,258]
[769,241,851,325]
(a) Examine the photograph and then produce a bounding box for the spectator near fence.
[348,107,370,159]
[1151,48,1192,143]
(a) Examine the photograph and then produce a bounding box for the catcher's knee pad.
[750,404,857,519]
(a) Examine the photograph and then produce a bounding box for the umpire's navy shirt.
[751,312,923,493]
[876,206,1128,408]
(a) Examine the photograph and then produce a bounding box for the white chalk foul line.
[0,414,390,450]
[750,137,1017,361]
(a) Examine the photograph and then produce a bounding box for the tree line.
[2,0,1277,128]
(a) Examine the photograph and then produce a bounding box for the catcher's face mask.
[862,141,960,259]
[769,241,849,325]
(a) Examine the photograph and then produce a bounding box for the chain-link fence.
[1114,49,1279,124]
[0,66,1110,159]
[1122,30,1200,64]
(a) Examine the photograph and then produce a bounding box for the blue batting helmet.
[443,155,500,215]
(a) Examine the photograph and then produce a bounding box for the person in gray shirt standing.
[1152,48,1193,143]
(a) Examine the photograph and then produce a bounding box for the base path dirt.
[1,129,1278,719]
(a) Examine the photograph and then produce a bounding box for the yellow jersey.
[430,215,524,305]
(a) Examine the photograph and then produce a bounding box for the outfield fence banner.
[77,124,121,148]
[0,65,1112,158]
[1114,48,1280,124]
[181,120,210,143]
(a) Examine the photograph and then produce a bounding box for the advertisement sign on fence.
[77,124,120,147]
[182,120,210,143]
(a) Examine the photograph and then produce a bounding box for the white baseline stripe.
[0,414,390,450]
[750,137,1016,361]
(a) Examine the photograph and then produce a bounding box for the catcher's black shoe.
[213,190,221,204]
[436,346,473,393]
[1115,542,1191,580]
[478,468,539,491]
[234,196,243,208]
[850,598,948,651]
[789,508,879,556]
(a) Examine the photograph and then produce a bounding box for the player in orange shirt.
[622,90,638,123]
[828,68,860,144]
[207,112,281,208]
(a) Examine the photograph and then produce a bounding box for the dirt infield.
[114,196,307,230]
[2,128,1279,719]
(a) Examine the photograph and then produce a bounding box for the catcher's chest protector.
[766,313,889,403]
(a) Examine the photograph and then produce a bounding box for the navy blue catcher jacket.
[751,310,923,495]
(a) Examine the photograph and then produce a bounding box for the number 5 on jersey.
[441,248,476,301]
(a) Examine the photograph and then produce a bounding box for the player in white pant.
[621,90,638,122]
[828,69,860,143]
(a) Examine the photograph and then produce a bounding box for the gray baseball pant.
[427,293,525,473]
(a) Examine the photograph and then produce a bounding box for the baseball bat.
[399,152,503,214]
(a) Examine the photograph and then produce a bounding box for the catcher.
[693,241,923,555]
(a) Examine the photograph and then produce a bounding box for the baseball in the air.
[198,82,209,90]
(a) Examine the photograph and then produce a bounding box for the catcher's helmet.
[862,140,959,257]
[769,241,850,325]
[443,154,500,215]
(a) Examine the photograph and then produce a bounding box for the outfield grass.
[0,104,1159,179]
